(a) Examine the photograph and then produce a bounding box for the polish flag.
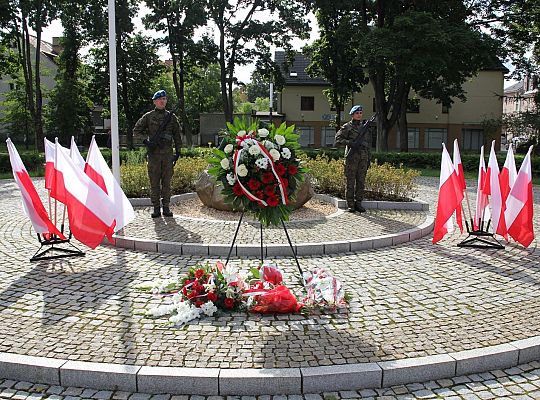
[6,138,65,240]
[54,139,116,249]
[504,145,534,247]
[500,143,517,204]
[432,143,464,244]
[474,146,490,229]
[484,141,506,238]
[44,138,55,191]
[70,136,86,170]
[452,139,466,233]
[85,136,135,231]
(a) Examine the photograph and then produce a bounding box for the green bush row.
[301,148,540,176]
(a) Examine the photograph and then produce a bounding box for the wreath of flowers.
[208,118,305,226]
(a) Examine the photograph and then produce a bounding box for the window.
[300,96,314,111]
[9,83,15,91]
[462,129,484,151]
[408,128,419,149]
[424,128,447,149]
[407,98,420,113]
[296,126,315,147]
[322,126,336,147]
[442,104,450,114]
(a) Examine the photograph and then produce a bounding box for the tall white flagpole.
[108,0,120,182]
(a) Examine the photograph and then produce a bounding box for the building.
[502,75,538,147]
[275,51,508,151]
[0,36,60,141]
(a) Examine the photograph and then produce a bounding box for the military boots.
[162,206,173,217]
[151,207,161,218]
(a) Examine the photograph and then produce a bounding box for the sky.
[40,10,517,88]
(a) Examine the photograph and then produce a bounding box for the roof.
[276,51,509,87]
[504,81,524,94]
[274,51,329,86]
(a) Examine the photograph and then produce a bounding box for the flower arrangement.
[138,262,347,326]
[207,118,305,226]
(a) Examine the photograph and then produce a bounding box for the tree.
[304,0,366,132]
[208,0,309,122]
[246,71,269,102]
[144,0,217,146]
[0,71,33,146]
[6,0,58,151]
[354,1,498,151]
[86,33,165,148]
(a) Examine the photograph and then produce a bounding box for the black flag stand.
[31,231,85,262]
[225,212,304,283]
[457,218,504,249]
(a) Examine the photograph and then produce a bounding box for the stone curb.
[1,337,539,395]
[115,194,433,256]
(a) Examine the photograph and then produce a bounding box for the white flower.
[263,140,274,150]
[274,134,286,146]
[269,149,280,161]
[258,128,269,138]
[220,158,230,170]
[237,164,248,177]
[146,303,176,317]
[248,145,261,156]
[201,302,218,316]
[281,147,291,159]
[255,158,269,169]
[221,264,239,283]
[237,130,246,137]
[224,144,234,154]
[226,172,236,186]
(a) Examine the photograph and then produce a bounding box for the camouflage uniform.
[335,119,371,209]
[133,108,182,210]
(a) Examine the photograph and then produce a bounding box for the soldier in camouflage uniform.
[335,105,371,213]
[133,90,182,218]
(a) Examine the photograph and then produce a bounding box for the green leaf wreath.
[207,118,306,226]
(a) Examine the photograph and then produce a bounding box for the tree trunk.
[398,93,408,152]
[34,2,44,152]
[18,16,37,149]
[217,25,231,122]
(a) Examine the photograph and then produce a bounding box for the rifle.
[350,113,377,150]
[143,101,182,150]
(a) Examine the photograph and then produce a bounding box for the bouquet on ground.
[207,118,306,226]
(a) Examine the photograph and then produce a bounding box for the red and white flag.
[504,145,534,247]
[70,136,86,170]
[484,141,506,238]
[452,139,466,233]
[433,143,464,244]
[85,136,135,231]
[54,139,116,249]
[474,145,490,229]
[44,138,56,191]
[500,143,517,204]
[6,138,65,239]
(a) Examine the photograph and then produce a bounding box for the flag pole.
[108,0,120,183]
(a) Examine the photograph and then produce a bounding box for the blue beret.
[152,90,167,100]
[349,105,363,115]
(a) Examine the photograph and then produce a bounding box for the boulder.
[195,171,314,211]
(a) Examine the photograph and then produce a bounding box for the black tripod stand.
[31,231,85,262]
[457,218,504,249]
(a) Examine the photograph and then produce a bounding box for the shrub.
[301,155,419,200]
[120,157,207,198]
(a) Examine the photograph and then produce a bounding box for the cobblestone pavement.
[0,177,539,369]
[3,361,540,399]
[121,206,426,245]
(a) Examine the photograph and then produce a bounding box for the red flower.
[261,172,274,184]
[264,185,276,197]
[288,165,298,175]
[275,163,286,176]
[187,291,197,299]
[232,183,244,196]
[195,300,205,308]
[281,178,289,188]
[267,196,279,207]
[248,178,261,191]
[224,297,235,309]
[195,269,205,279]
[256,190,264,199]
[207,291,218,302]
